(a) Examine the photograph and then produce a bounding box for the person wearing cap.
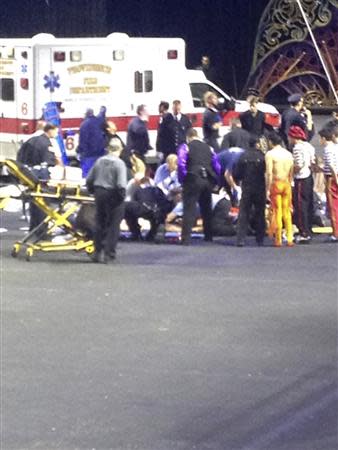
[86,140,127,263]
[280,94,314,148]
[265,131,294,247]
[288,125,316,244]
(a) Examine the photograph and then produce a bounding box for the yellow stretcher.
[1,159,95,261]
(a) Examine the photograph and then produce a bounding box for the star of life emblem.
[43,71,60,92]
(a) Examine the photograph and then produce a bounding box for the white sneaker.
[294,235,311,244]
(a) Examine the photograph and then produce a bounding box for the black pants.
[182,175,213,243]
[29,167,50,232]
[293,175,313,236]
[237,188,266,243]
[93,187,125,255]
[211,198,236,236]
[124,201,164,240]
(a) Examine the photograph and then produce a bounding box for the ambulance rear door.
[34,44,54,120]
[0,43,34,153]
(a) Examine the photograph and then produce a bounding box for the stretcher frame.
[1,159,95,261]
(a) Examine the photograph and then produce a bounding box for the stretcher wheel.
[11,244,20,258]
[85,245,95,255]
[25,248,34,261]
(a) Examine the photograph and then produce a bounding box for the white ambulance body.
[0,33,280,159]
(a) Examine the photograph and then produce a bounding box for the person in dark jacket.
[178,128,221,245]
[172,100,192,149]
[86,140,127,263]
[197,56,218,85]
[240,98,272,137]
[323,110,338,133]
[221,118,251,151]
[126,104,151,160]
[124,182,172,242]
[18,123,59,231]
[233,136,266,246]
[202,91,223,152]
[77,108,106,178]
[280,93,314,148]
[156,101,175,159]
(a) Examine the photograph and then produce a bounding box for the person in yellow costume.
[265,131,294,247]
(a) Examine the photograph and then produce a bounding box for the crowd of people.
[16,91,338,263]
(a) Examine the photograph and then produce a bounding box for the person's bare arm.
[224,170,235,188]
[265,153,273,200]
[330,164,338,185]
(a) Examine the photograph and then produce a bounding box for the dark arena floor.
[1,210,338,450]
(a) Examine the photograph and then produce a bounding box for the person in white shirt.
[288,125,316,243]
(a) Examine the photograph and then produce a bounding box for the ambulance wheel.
[11,244,20,258]
[25,248,34,261]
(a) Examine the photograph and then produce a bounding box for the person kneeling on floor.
[124,176,173,242]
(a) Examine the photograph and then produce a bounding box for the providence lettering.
[68,64,112,74]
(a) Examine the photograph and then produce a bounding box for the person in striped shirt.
[288,125,316,243]
[318,127,338,242]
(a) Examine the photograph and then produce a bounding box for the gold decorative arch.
[245,0,338,106]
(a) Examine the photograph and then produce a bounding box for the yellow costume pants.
[269,180,293,246]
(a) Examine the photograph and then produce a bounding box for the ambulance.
[0,33,280,159]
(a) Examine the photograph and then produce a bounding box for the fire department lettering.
[67,64,112,74]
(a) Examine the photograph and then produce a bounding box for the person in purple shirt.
[177,128,220,245]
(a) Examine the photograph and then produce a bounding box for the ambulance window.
[0,78,15,101]
[0,48,14,59]
[144,71,153,92]
[190,83,221,108]
[134,71,153,93]
[70,51,82,62]
[134,71,143,93]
